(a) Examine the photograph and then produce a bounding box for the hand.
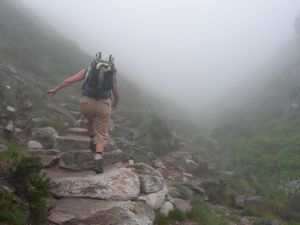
[45,88,57,96]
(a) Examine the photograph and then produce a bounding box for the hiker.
[45,53,120,173]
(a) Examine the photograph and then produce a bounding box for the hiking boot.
[94,153,103,174]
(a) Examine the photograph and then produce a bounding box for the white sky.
[20,0,300,111]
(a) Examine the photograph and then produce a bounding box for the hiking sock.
[89,135,96,152]
[94,153,103,174]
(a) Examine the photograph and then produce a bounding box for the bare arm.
[45,69,85,95]
[112,82,120,108]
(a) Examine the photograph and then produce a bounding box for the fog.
[21,0,300,112]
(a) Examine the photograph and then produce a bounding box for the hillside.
[0,0,299,225]
[210,14,300,203]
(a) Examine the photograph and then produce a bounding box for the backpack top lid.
[93,52,115,72]
[95,52,114,64]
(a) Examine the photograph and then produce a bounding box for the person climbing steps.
[46,52,120,174]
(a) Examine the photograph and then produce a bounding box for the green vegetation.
[154,198,230,225]
[126,147,151,164]
[212,112,300,223]
[204,178,253,206]
[0,144,50,225]
[187,199,229,225]
[168,207,186,221]
[192,145,218,167]
[244,200,286,218]
[139,114,178,156]
[153,208,188,225]
[285,222,300,225]
[153,212,170,225]
[0,187,27,225]
[30,110,66,133]
[214,113,300,181]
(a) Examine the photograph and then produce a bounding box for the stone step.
[51,167,140,200]
[42,162,128,180]
[58,150,130,171]
[39,155,60,168]
[65,127,88,137]
[59,150,94,171]
[47,198,154,225]
[53,135,90,152]
[42,166,95,180]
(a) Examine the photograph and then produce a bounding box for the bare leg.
[96,143,105,153]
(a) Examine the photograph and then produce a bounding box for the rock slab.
[131,163,165,194]
[48,198,154,225]
[138,185,168,209]
[53,135,90,151]
[32,127,58,148]
[52,167,140,200]
[59,150,94,171]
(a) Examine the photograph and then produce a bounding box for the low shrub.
[0,187,28,225]
[186,199,229,225]
[0,144,51,225]
[153,213,169,225]
[244,199,295,222]
[169,207,186,221]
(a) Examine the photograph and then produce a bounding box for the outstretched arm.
[45,69,85,95]
[112,82,120,108]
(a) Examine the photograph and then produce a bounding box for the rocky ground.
[0,68,281,225]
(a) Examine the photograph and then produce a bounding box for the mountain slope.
[0,0,89,85]
[212,17,300,181]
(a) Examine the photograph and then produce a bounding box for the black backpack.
[82,59,115,100]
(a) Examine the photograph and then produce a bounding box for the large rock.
[39,155,60,168]
[53,135,90,151]
[32,127,58,148]
[131,163,165,194]
[48,198,154,225]
[52,167,140,200]
[27,140,43,149]
[59,150,94,171]
[245,196,264,205]
[138,185,168,209]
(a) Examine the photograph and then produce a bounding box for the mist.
[20,0,300,112]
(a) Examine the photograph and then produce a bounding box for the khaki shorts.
[79,96,111,145]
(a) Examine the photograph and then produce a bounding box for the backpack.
[82,54,115,100]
